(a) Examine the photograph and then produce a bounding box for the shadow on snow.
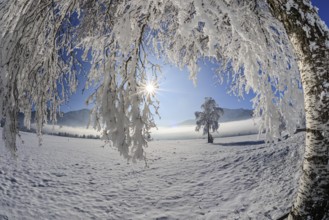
[213,140,265,146]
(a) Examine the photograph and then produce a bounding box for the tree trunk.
[207,123,210,143]
[268,0,329,219]
[207,122,213,143]
[2,108,18,155]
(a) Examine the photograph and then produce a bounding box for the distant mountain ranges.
[14,108,253,129]
[178,108,253,126]
[17,109,91,128]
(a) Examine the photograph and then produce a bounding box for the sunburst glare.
[142,80,159,97]
[146,83,156,94]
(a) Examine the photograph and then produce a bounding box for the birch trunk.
[268,0,329,219]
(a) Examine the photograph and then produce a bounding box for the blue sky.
[153,61,254,126]
[62,0,328,126]
[312,0,329,22]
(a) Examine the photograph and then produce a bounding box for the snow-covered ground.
[37,118,260,140]
[0,128,304,220]
[36,124,101,137]
[152,118,260,140]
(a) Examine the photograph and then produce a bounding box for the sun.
[146,83,155,94]
[143,81,158,96]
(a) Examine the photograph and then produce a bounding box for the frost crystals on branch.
[0,0,81,154]
[0,0,304,157]
[1,0,329,218]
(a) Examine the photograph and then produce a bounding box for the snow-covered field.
[0,128,304,220]
[37,118,260,140]
[152,118,260,140]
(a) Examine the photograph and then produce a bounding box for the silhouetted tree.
[195,97,224,143]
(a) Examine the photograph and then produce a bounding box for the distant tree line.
[0,122,99,140]
[55,132,100,140]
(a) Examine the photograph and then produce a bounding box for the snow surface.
[0,128,304,220]
[37,124,100,137]
[36,118,260,141]
[152,118,260,140]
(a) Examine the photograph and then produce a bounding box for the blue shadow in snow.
[213,140,265,146]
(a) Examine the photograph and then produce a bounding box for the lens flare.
[143,81,158,96]
[146,83,155,94]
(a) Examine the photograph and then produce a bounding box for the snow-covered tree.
[0,0,328,218]
[195,97,223,143]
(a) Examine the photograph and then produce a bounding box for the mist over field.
[27,108,257,140]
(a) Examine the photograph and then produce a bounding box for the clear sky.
[61,0,328,126]
[152,61,254,126]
